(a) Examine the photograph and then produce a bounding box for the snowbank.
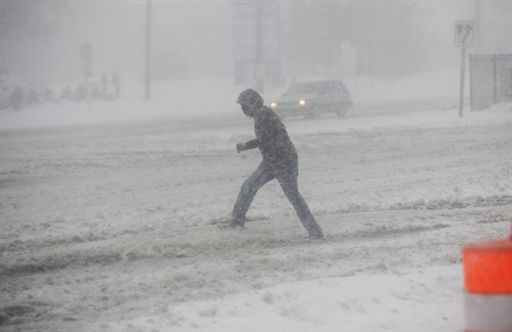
[346,70,461,104]
[0,70,467,131]
[105,265,462,331]
[0,78,243,130]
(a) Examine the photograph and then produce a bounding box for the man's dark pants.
[231,161,323,237]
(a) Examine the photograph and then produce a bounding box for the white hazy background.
[1,1,474,87]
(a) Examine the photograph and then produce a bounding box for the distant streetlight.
[145,0,152,100]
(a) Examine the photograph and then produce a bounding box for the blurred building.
[470,0,512,110]
[232,1,282,90]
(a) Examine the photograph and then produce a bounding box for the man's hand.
[236,142,246,153]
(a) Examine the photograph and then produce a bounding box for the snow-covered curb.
[103,265,462,332]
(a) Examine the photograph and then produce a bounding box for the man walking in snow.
[227,88,324,239]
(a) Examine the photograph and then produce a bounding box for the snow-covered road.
[0,103,510,331]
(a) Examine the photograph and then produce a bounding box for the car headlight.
[270,102,277,108]
[299,99,306,106]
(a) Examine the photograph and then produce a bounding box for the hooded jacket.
[244,106,298,168]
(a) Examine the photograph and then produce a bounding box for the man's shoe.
[308,232,324,240]
[218,221,246,230]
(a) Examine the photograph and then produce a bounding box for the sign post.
[454,21,474,117]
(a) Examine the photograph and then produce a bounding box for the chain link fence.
[470,54,512,110]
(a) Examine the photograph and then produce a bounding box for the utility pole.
[454,21,473,117]
[145,0,152,100]
[255,1,264,93]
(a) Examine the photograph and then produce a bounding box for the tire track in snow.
[2,200,509,278]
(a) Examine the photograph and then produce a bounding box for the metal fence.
[470,54,512,110]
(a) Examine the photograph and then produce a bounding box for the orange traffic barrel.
[462,226,512,332]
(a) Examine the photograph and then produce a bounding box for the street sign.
[455,21,474,47]
[455,20,474,117]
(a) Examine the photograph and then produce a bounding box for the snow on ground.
[0,78,245,130]
[0,75,511,331]
[105,265,463,332]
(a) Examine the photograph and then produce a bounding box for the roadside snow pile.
[286,102,511,135]
[0,78,245,130]
[101,265,463,331]
[346,70,460,103]
[0,71,465,131]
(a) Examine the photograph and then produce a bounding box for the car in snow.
[270,79,353,119]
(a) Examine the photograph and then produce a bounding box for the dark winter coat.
[244,106,298,169]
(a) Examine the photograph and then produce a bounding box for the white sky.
[2,0,477,84]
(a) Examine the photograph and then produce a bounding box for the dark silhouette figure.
[229,89,323,239]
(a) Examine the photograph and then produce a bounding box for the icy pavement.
[0,102,510,331]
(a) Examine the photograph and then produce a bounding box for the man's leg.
[276,166,323,238]
[231,163,274,226]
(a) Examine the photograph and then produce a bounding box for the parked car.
[270,79,353,119]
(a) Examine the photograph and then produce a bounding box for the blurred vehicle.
[270,79,353,119]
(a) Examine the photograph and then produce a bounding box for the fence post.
[492,54,497,104]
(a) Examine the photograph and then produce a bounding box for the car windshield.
[285,82,327,95]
